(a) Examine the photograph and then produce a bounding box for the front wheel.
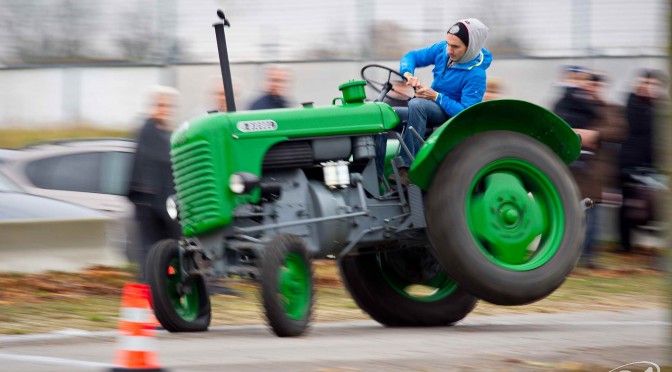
[426,131,584,306]
[261,234,314,337]
[146,239,211,332]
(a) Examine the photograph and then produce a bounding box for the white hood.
[453,18,489,64]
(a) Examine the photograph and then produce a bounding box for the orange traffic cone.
[110,283,167,372]
[141,283,161,328]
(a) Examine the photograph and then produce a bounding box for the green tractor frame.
[146,10,589,337]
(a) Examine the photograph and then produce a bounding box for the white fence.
[0,57,666,130]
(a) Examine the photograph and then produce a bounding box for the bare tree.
[116,4,155,61]
[1,0,97,64]
[468,0,524,55]
[116,0,190,63]
[369,20,410,60]
[303,26,356,61]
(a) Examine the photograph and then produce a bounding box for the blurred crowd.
[550,66,667,269]
[128,65,292,287]
[128,60,667,277]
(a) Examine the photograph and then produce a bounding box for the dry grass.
[0,127,132,149]
[0,252,667,335]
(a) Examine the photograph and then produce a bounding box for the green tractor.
[146,11,588,336]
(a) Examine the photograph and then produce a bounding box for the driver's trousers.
[375,98,449,177]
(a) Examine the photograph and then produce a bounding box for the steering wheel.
[361,64,415,103]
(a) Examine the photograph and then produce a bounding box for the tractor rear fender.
[409,99,581,190]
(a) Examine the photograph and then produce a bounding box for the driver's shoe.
[388,167,410,186]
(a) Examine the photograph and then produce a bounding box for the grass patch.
[0,126,133,149]
[0,252,667,335]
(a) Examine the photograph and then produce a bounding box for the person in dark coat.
[128,86,181,282]
[557,72,627,268]
[553,67,597,131]
[248,65,291,110]
[619,69,666,253]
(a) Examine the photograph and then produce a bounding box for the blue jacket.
[400,42,493,117]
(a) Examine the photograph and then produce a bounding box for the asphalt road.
[0,308,668,371]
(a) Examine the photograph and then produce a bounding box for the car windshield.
[0,172,21,192]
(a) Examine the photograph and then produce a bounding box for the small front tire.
[146,239,212,332]
[261,234,314,337]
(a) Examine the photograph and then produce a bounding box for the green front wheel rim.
[166,259,200,321]
[278,252,311,320]
[466,159,565,271]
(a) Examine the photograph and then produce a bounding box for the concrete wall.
[0,56,666,130]
[0,218,127,273]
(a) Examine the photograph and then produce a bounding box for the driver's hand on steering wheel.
[403,72,421,88]
[416,84,439,101]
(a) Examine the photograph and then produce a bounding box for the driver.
[378,18,492,185]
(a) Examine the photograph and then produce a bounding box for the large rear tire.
[426,131,584,306]
[146,239,211,332]
[261,234,314,337]
[339,247,477,327]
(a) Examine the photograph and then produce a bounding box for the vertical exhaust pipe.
[213,10,236,112]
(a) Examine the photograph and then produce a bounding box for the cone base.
[110,368,167,372]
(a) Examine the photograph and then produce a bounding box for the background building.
[0,0,668,128]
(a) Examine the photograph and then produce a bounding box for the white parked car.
[0,138,138,262]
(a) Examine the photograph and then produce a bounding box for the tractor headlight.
[166,195,179,220]
[229,172,260,194]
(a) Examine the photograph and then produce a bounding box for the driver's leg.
[375,107,408,179]
[399,98,449,167]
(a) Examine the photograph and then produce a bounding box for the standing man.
[619,69,666,253]
[213,79,229,112]
[377,18,492,184]
[553,67,596,132]
[211,76,242,113]
[557,72,627,268]
[249,64,291,110]
[128,86,181,282]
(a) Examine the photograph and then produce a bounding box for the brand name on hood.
[237,120,278,132]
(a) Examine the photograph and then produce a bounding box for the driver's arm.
[400,42,445,80]
[435,70,487,117]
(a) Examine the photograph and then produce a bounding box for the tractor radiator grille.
[171,139,220,231]
[263,141,314,169]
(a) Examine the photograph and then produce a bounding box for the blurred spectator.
[558,65,591,89]
[483,78,503,101]
[557,72,627,268]
[127,86,181,282]
[249,64,291,110]
[618,69,667,253]
[214,79,229,112]
[553,67,596,131]
[211,76,242,113]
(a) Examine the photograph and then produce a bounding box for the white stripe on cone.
[120,307,154,323]
[116,335,158,352]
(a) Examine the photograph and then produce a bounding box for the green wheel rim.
[166,259,200,321]
[377,253,458,302]
[466,159,565,271]
[278,252,311,320]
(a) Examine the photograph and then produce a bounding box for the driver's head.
[446,18,488,64]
